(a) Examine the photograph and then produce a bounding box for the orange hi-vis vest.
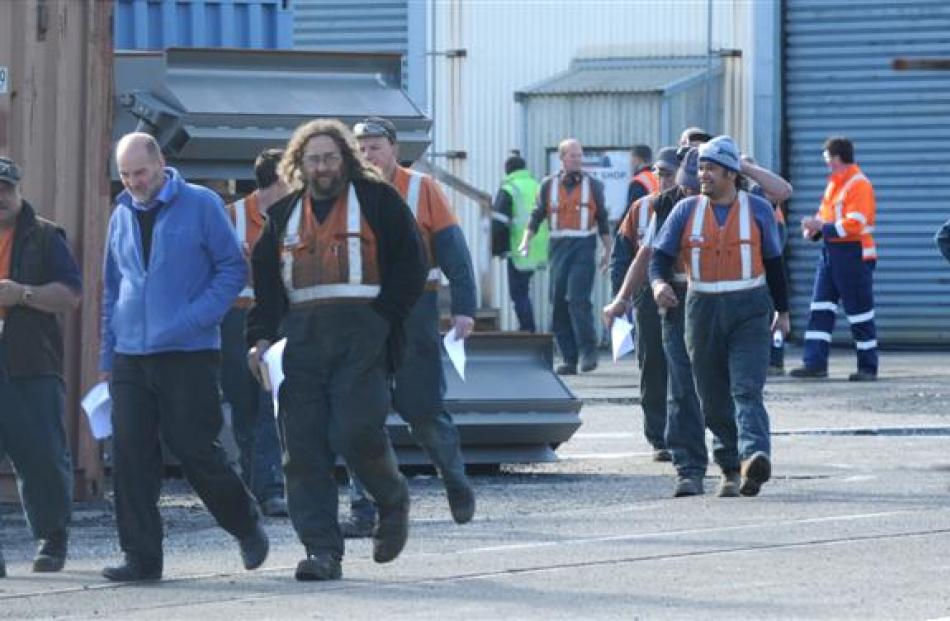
[620,194,688,284]
[547,173,597,238]
[817,164,876,261]
[280,185,380,305]
[679,190,765,294]
[632,169,658,195]
[390,166,455,291]
[227,192,265,308]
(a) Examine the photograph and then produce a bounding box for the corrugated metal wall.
[294,0,407,51]
[114,0,294,49]
[784,0,950,345]
[0,0,114,500]
[429,0,756,330]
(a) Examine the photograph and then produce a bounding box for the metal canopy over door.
[784,0,950,345]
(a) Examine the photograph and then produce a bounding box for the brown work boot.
[739,452,772,497]
[373,483,410,564]
[555,363,577,375]
[652,449,673,463]
[673,476,704,497]
[717,471,741,498]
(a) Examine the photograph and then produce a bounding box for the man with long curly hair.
[246,119,427,581]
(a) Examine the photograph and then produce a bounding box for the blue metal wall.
[114,0,293,50]
[784,0,950,345]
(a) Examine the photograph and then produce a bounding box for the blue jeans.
[549,237,598,364]
[220,308,284,503]
[0,362,72,541]
[507,259,536,332]
[633,288,667,450]
[686,286,772,461]
[662,285,738,477]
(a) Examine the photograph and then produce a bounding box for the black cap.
[0,157,21,186]
[354,117,398,144]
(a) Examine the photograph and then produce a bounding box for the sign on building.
[547,148,632,223]
[0,66,8,94]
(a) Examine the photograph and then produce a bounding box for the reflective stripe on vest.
[281,186,381,303]
[637,195,654,243]
[634,170,658,195]
[688,191,766,294]
[232,198,255,300]
[833,173,870,233]
[549,174,594,238]
[404,169,442,283]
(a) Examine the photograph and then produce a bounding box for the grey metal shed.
[784,0,950,345]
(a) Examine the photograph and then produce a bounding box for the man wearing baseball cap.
[347,116,478,535]
[648,136,790,498]
[0,157,82,577]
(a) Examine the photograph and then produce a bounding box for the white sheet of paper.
[262,338,287,416]
[611,317,636,361]
[442,329,466,381]
[80,382,112,440]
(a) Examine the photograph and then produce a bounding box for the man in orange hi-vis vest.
[222,149,289,518]
[649,136,790,499]
[340,117,477,537]
[791,136,878,382]
[246,119,427,581]
[624,144,658,220]
[520,138,613,375]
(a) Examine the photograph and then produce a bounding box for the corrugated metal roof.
[517,57,711,97]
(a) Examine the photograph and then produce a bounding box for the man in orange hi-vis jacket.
[791,136,878,382]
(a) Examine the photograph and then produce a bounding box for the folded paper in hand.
[81,382,112,440]
[261,338,287,416]
[611,317,636,361]
[442,328,466,380]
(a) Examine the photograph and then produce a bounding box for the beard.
[308,171,347,199]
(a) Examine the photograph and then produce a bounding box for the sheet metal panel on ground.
[784,0,950,345]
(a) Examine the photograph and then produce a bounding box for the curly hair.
[279,118,383,189]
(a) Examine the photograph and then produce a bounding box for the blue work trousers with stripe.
[802,243,877,374]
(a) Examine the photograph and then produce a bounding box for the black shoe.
[717,471,741,498]
[579,355,598,373]
[652,449,673,463]
[373,487,410,564]
[766,365,786,377]
[33,533,67,573]
[295,553,342,581]
[102,558,162,582]
[340,517,375,539]
[848,370,877,382]
[260,496,289,517]
[0,549,6,578]
[673,476,704,497]
[446,484,476,525]
[239,524,269,570]
[788,366,828,379]
[555,363,577,376]
[740,452,772,497]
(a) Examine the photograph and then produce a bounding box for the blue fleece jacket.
[99,168,247,371]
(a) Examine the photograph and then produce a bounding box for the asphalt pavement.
[2,346,950,620]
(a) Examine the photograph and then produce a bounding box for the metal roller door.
[784,0,950,344]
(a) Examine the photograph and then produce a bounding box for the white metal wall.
[427,0,758,330]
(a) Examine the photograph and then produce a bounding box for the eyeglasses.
[354,121,394,141]
[304,153,343,167]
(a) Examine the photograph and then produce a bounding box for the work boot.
[295,552,342,581]
[788,366,828,379]
[767,364,785,377]
[340,516,375,539]
[579,353,599,373]
[652,449,673,463]
[260,496,289,517]
[373,484,410,564]
[673,476,704,497]
[32,532,67,573]
[0,548,6,578]
[239,524,269,570]
[102,557,162,582]
[848,370,877,382]
[739,452,772,497]
[446,483,476,525]
[555,363,577,376]
[717,471,741,498]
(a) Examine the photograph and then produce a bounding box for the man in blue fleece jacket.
[99,133,267,582]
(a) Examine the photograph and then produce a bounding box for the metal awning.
[113,48,430,180]
[515,56,718,99]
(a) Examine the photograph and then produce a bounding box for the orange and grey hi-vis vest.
[393,167,444,289]
[229,193,263,308]
[280,185,380,305]
[547,173,597,238]
[679,190,765,294]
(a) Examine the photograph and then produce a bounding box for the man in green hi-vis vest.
[491,153,547,332]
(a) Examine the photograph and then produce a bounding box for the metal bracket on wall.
[428,150,467,160]
[427,49,467,59]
